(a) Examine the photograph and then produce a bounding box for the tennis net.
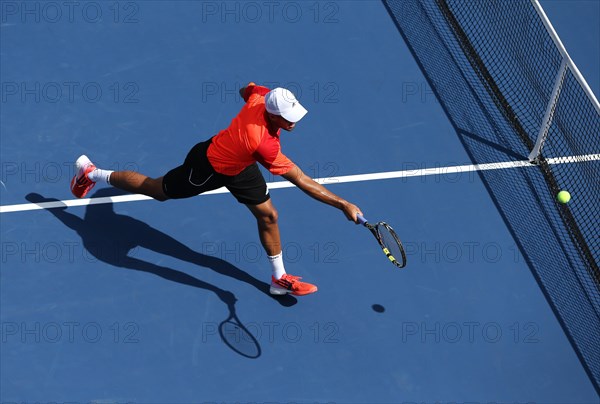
[382,0,600,392]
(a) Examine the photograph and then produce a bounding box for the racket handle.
[356,214,367,225]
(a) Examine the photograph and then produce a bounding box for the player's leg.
[245,200,317,296]
[70,155,168,200]
[71,141,216,201]
[245,199,281,257]
[109,171,168,201]
[227,164,317,296]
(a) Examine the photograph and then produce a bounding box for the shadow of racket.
[218,295,262,359]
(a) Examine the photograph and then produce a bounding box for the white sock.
[88,168,114,184]
[268,251,286,280]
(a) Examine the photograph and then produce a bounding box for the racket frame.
[357,214,407,268]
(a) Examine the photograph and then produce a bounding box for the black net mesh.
[383,0,600,392]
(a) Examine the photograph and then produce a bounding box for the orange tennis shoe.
[70,155,97,198]
[270,274,318,296]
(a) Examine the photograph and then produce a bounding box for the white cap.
[264,87,308,123]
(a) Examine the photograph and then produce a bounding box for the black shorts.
[162,139,270,205]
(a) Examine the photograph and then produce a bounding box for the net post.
[530,0,600,115]
[528,59,568,163]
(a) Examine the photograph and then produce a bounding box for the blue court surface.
[1,1,599,403]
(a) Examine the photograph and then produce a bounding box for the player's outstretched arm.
[282,164,362,222]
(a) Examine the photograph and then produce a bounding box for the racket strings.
[376,224,405,266]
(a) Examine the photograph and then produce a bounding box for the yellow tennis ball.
[557,190,571,204]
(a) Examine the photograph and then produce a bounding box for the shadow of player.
[26,189,296,306]
[26,189,299,357]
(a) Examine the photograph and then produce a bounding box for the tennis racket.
[357,214,407,268]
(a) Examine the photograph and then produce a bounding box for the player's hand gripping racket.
[357,214,407,268]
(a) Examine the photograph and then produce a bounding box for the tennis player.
[70,83,363,296]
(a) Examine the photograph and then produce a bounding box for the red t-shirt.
[206,85,295,176]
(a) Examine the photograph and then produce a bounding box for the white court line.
[1,154,598,214]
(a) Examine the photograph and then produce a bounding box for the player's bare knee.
[268,208,278,225]
[153,193,169,202]
[260,207,278,226]
[148,178,169,202]
[153,185,169,202]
